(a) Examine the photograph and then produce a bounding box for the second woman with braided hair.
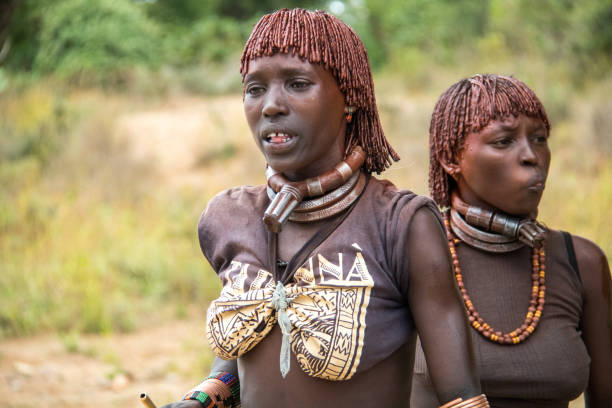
[158,8,489,408]
[411,74,612,407]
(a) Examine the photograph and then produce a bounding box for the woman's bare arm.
[210,357,239,378]
[406,207,481,404]
[573,235,612,408]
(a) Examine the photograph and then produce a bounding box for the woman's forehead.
[243,53,334,81]
[246,53,310,71]
[475,114,548,135]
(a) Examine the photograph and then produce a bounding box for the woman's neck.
[452,189,535,219]
[449,191,546,250]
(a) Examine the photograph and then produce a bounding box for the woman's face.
[453,114,550,217]
[243,53,347,181]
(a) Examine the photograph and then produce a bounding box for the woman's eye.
[290,80,310,89]
[491,137,513,147]
[246,85,265,96]
[533,134,548,144]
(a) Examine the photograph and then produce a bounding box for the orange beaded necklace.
[444,214,547,345]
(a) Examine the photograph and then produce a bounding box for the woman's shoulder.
[545,229,608,284]
[371,177,441,220]
[208,184,268,209]
[198,184,267,231]
[197,184,268,262]
[203,184,266,215]
[568,233,610,294]
[569,234,607,266]
[364,176,443,241]
[548,228,610,296]
[366,176,437,210]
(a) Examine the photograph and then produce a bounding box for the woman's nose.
[262,86,288,117]
[518,138,538,166]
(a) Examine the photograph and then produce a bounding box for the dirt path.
[0,317,214,408]
[115,95,264,191]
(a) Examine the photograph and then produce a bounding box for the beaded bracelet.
[182,371,241,408]
[183,390,215,408]
[208,371,240,407]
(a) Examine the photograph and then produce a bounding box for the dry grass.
[1,77,610,339]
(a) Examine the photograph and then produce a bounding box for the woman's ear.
[344,106,355,123]
[440,159,461,181]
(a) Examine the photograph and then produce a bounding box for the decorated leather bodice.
[199,177,439,381]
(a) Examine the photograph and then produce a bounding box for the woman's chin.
[499,205,539,219]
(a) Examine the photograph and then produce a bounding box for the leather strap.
[561,231,581,282]
[268,176,369,284]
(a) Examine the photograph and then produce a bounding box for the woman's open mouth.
[262,131,299,154]
[265,132,294,144]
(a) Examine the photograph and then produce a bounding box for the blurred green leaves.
[35,0,159,85]
[345,0,488,68]
[345,0,612,86]
[2,0,611,87]
[2,0,327,86]
[163,17,246,66]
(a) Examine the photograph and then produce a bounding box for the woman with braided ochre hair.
[159,8,490,408]
[411,74,612,408]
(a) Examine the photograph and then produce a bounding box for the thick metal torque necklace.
[449,193,546,252]
[447,194,548,345]
[263,146,366,232]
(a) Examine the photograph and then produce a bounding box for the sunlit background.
[0,0,610,406]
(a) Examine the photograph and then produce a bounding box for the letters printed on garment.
[206,243,373,381]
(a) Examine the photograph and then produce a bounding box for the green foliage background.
[0,0,611,339]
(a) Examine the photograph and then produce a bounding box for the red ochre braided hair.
[241,8,399,174]
[429,74,551,207]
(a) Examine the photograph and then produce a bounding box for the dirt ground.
[0,320,586,407]
[0,318,215,408]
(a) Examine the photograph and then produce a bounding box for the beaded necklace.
[444,213,547,345]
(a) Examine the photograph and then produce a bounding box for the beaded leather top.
[199,177,439,381]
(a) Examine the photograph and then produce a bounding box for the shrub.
[34,0,160,85]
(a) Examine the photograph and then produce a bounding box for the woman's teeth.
[266,132,292,143]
